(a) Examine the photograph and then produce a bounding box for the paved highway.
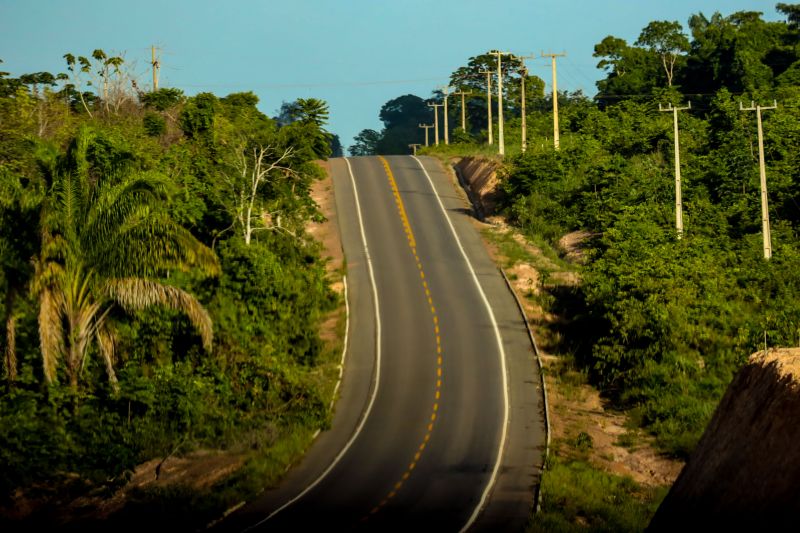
[220,155,545,532]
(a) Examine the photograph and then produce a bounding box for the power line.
[177,77,446,90]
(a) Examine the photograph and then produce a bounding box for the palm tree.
[294,98,332,159]
[31,128,219,391]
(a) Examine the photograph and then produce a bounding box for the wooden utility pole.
[489,51,510,156]
[659,102,691,239]
[428,103,443,146]
[419,123,434,147]
[151,45,160,91]
[741,100,778,259]
[439,86,452,145]
[408,143,422,155]
[479,69,493,145]
[542,52,566,149]
[452,89,472,131]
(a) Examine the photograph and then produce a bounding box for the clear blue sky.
[0,0,783,149]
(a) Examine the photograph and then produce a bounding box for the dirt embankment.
[452,156,504,218]
[649,348,800,530]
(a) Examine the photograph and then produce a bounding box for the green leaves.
[140,88,184,111]
[0,50,340,508]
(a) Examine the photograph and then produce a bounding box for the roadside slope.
[649,348,800,531]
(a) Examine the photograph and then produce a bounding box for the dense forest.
[358,4,800,457]
[0,51,341,525]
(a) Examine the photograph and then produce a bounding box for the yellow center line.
[364,156,445,520]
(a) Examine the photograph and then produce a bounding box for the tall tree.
[636,20,690,87]
[593,35,661,102]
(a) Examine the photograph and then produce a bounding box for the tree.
[375,94,432,154]
[594,36,631,76]
[681,11,786,94]
[349,129,381,156]
[63,53,94,117]
[636,21,690,87]
[30,128,219,391]
[777,2,800,29]
[140,88,184,111]
[293,98,332,159]
[593,36,660,102]
[0,59,24,97]
[90,49,124,114]
[224,142,297,245]
[272,98,332,159]
[329,134,343,157]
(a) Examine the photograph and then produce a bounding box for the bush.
[142,112,166,136]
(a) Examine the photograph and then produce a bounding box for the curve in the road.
[221,155,543,533]
[410,155,510,532]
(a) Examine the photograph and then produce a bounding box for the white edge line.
[410,155,510,533]
[312,273,349,441]
[330,275,350,410]
[243,157,383,531]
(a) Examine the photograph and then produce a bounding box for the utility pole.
[452,89,472,131]
[741,100,779,259]
[151,45,160,91]
[489,50,510,156]
[419,123,434,147]
[428,103,443,146]
[439,86,452,145]
[513,54,536,153]
[408,143,422,155]
[479,69,493,145]
[542,51,566,149]
[659,102,691,239]
[520,65,528,153]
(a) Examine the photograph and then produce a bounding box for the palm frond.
[106,278,213,352]
[4,315,17,382]
[62,268,105,375]
[96,324,119,392]
[29,258,65,297]
[102,213,220,277]
[38,288,64,383]
[84,170,172,247]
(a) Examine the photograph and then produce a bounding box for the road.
[220,155,545,532]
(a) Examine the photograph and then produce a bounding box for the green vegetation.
[349,4,800,529]
[0,50,342,526]
[406,4,800,460]
[532,457,668,533]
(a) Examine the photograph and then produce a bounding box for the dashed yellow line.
[364,156,444,519]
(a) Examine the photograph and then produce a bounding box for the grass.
[530,457,668,533]
[94,423,320,532]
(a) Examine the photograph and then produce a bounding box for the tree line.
[0,49,340,525]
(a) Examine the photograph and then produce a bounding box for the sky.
[0,0,784,149]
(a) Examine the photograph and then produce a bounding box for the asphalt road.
[220,155,545,532]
